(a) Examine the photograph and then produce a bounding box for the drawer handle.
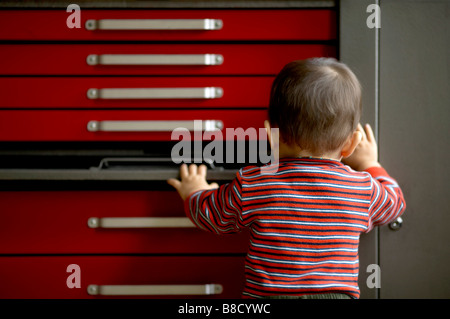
[86,87,223,99]
[86,54,224,66]
[87,284,223,296]
[95,157,216,169]
[87,217,195,228]
[85,19,223,31]
[87,120,223,132]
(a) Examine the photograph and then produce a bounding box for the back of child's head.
[269,58,362,155]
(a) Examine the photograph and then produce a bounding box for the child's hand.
[167,164,219,201]
[342,123,381,171]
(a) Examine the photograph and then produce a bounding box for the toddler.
[167,58,406,299]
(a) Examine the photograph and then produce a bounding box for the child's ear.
[341,130,362,158]
[264,120,281,161]
[264,120,273,147]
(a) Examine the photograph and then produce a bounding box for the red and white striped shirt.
[185,158,406,299]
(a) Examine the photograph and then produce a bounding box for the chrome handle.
[86,87,223,99]
[85,19,223,31]
[87,284,223,296]
[87,217,195,228]
[94,157,216,170]
[86,54,223,66]
[87,120,223,132]
[388,217,403,231]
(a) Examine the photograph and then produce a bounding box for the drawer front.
[0,256,246,299]
[0,191,248,254]
[0,109,268,141]
[0,77,272,109]
[0,9,336,41]
[0,44,336,76]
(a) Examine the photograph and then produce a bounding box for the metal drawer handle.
[87,284,223,296]
[94,157,215,170]
[87,217,195,228]
[85,19,223,31]
[86,54,224,66]
[87,120,223,132]
[86,87,223,99]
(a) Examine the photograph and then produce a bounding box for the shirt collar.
[277,157,345,168]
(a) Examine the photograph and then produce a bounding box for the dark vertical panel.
[340,0,379,299]
[380,0,450,298]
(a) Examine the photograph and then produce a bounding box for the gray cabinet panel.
[340,0,379,299]
[379,0,450,298]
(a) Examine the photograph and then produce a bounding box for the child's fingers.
[198,164,207,177]
[210,182,219,189]
[354,130,363,145]
[364,124,376,143]
[357,123,366,140]
[167,178,181,190]
[179,163,189,179]
[188,164,197,175]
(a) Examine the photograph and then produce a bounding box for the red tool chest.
[0,4,337,299]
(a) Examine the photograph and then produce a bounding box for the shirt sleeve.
[364,166,406,232]
[184,170,246,234]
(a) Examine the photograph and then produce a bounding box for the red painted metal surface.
[0,9,336,41]
[0,7,337,300]
[0,44,336,75]
[0,191,248,254]
[0,77,273,109]
[0,109,268,141]
[0,256,246,299]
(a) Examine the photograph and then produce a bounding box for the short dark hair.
[268,58,362,154]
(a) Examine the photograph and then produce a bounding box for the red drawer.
[0,256,246,299]
[0,9,336,41]
[0,109,268,141]
[0,44,336,76]
[0,77,272,109]
[0,191,248,254]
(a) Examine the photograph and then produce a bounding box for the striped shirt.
[185,158,406,299]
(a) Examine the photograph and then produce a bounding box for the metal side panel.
[379,0,450,299]
[340,0,379,299]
